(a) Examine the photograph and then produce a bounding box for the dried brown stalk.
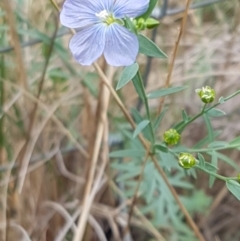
[157,0,192,116]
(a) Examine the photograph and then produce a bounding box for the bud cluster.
[133,17,160,31]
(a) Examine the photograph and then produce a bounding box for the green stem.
[196,166,238,182]
[202,103,207,112]
[136,71,155,145]
[183,143,240,153]
[177,89,240,133]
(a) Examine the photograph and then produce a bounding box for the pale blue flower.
[60,0,149,66]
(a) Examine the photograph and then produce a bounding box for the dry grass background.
[1,0,240,240]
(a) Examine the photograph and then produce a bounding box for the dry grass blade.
[56,151,85,184]
[16,21,59,192]
[88,215,108,241]
[157,0,193,115]
[73,66,113,241]
[43,201,77,233]
[54,208,80,241]
[124,152,149,237]
[0,78,88,159]
[9,222,32,241]
[2,0,28,90]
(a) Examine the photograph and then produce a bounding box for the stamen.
[95,10,109,20]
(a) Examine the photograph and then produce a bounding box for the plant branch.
[94,63,205,241]
[124,152,149,237]
[157,0,192,116]
[176,88,240,133]
[16,19,59,193]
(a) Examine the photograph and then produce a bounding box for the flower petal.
[69,24,106,66]
[60,0,113,29]
[113,0,150,18]
[104,24,138,66]
[60,0,96,28]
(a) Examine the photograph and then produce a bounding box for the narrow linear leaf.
[209,151,218,188]
[215,152,240,171]
[193,131,222,148]
[131,108,152,141]
[116,63,139,90]
[204,162,218,172]
[133,120,150,139]
[208,141,228,148]
[229,136,240,146]
[182,110,188,123]
[125,16,137,34]
[197,153,205,168]
[173,120,186,134]
[207,108,226,117]
[154,144,169,153]
[109,149,146,158]
[132,72,145,100]
[147,86,188,99]
[138,34,167,59]
[116,169,141,182]
[203,114,214,143]
[226,180,240,200]
[154,107,168,130]
[218,96,226,104]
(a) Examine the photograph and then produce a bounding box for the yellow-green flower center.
[95,10,115,26]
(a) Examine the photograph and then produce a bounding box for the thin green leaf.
[197,153,205,168]
[182,110,188,123]
[226,180,240,200]
[209,151,218,188]
[154,107,168,130]
[147,86,188,99]
[109,149,145,158]
[131,108,152,141]
[159,152,179,171]
[208,141,228,148]
[133,120,150,139]
[229,136,240,146]
[138,34,167,58]
[218,96,226,104]
[116,169,141,182]
[173,120,186,134]
[203,114,214,143]
[215,152,240,171]
[154,143,169,153]
[204,162,218,172]
[116,63,139,90]
[132,72,145,100]
[193,131,222,148]
[207,108,226,117]
[124,17,137,34]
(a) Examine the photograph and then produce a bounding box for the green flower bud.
[178,153,196,169]
[136,18,146,31]
[238,173,240,182]
[195,86,215,103]
[145,18,160,29]
[163,129,180,145]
